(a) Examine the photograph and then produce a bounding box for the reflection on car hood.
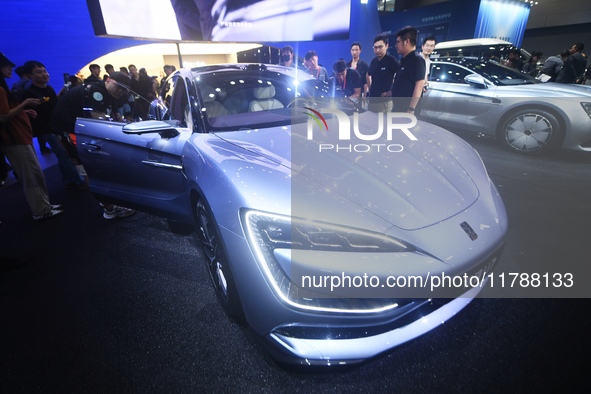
[213,112,479,230]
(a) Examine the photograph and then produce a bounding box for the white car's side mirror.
[465,74,489,88]
[123,120,180,138]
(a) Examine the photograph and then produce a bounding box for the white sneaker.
[102,205,136,220]
[33,209,64,221]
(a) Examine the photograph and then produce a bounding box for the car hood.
[212,112,479,231]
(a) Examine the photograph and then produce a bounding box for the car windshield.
[192,67,355,131]
[433,44,530,63]
[464,60,540,86]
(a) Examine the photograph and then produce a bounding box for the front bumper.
[264,284,482,366]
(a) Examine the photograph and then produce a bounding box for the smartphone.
[63,73,70,85]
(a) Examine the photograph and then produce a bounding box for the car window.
[169,76,191,128]
[429,63,472,84]
[193,70,339,131]
[466,61,539,86]
[431,60,540,86]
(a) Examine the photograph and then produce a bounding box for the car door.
[422,62,499,132]
[76,73,195,220]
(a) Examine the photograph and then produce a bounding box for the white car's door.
[75,75,196,220]
[422,62,499,132]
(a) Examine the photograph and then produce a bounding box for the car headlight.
[247,211,412,253]
[581,102,591,119]
[242,210,416,313]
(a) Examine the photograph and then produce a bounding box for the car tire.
[497,109,563,155]
[196,199,246,324]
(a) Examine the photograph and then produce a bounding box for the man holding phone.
[1,53,63,220]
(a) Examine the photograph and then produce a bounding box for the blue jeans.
[45,133,84,186]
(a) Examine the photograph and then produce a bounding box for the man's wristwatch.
[408,107,415,112]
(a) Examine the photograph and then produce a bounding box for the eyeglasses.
[373,45,385,50]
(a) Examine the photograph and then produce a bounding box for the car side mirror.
[464,74,488,89]
[122,120,180,138]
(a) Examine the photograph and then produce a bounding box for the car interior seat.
[223,90,250,114]
[248,85,284,112]
[201,85,230,117]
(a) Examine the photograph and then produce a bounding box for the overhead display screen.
[86,0,351,42]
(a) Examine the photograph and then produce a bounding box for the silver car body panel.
[422,60,591,152]
[75,64,508,365]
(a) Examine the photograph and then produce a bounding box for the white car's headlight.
[246,211,412,253]
[242,210,415,313]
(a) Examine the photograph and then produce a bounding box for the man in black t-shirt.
[22,60,85,188]
[328,60,361,98]
[84,64,102,85]
[367,34,399,98]
[51,72,131,134]
[22,61,57,154]
[367,34,399,112]
[50,72,136,219]
[391,26,425,114]
[347,42,369,96]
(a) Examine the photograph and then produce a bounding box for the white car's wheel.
[498,109,563,154]
[196,200,245,323]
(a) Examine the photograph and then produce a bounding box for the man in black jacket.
[557,43,587,84]
[22,60,82,186]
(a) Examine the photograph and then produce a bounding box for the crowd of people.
[280,32,590,115]
[3,32,590,225]
[502,43,589,85]
[0,54,178,227]
[280,26,436,115]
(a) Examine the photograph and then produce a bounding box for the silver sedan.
[75,64,507,366]
[421,58,591,155]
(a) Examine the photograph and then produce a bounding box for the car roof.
[432,57,483,63]
[431,57,513,69]
[435,38,513,49]
[432,39,530,61]
[185,63,314,81]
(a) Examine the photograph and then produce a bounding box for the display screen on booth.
[86,0,351,42]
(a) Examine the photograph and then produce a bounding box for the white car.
[421,57,591,154]
[75,64,508,365]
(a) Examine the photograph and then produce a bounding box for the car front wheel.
[498,109,563,155]
[196,200,245,324]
